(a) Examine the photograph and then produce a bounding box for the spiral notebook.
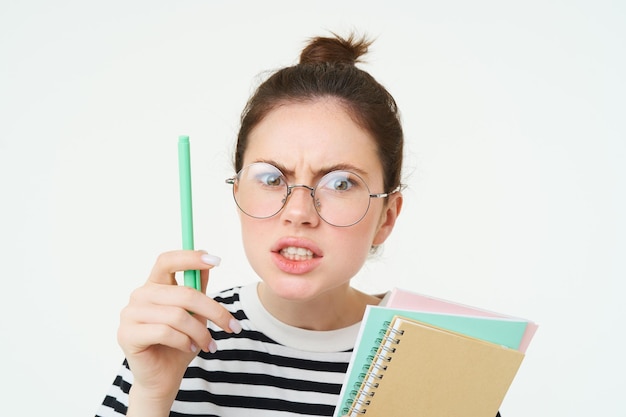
[333,305,529,417]
[345,316,525,417]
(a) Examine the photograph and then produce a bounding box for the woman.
[97,32,404,417]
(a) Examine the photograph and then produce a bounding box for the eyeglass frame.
[225,162,401,227]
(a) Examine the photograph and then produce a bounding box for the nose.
[280,185,320,226]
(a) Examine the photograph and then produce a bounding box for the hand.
[117,250,240,415]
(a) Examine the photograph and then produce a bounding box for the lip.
[271,237,323,275]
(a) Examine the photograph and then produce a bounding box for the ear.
[372,192,403,246]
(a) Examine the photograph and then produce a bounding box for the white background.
[1,1,624,415]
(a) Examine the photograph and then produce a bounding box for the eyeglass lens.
[232,162,373,227]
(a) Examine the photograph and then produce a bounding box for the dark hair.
[235,33,403,194]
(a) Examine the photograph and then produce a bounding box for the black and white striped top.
[96,283,369,417]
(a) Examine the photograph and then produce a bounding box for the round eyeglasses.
[225,162,397,227]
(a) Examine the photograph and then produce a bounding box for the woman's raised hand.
[117,250,241,416]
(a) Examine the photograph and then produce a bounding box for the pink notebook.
[386,287,538,353]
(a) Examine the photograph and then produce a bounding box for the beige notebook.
[346,316,525,417]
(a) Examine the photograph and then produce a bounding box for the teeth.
[280,246,314,261]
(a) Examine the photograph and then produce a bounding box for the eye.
[331,178,351,191]
[243,163,285,189]
[259,172,284,187]
[320,171,358,192]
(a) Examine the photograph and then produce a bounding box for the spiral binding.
[342,324,405,416]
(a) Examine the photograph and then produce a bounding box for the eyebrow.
[255,158,371,178]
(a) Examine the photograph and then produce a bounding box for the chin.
[260,272,352,304]
[264,276,322,301]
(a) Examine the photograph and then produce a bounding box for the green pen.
[178,135,201,290]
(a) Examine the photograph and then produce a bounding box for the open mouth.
[271,239,323,274]
[279,246,315,261]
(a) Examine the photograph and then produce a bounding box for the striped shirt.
[96,283,370,417]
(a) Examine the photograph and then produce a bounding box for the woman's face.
[237,98,401,302]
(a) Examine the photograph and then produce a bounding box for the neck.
[256,282,381,331]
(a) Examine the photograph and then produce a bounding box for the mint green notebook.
[334,305,528,417]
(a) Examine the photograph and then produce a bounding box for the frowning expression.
[237,98,398,301]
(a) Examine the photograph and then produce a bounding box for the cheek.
[239,217,268,260]
[324,230,373,281]
[328,204,385,258]
[329,222,377,262]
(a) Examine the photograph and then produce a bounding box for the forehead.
[243,98,382,179]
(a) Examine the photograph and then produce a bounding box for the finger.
[122,303,213,352]
[119,322,202,354]
[198,253,220,293]
[139,284,240,334]
[200,268,209,294]
[148,250,221,285]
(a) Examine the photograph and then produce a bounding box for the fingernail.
[229,318,242,334]
[208,340,218,354]
[201,253,221,266]
[190,343,198,353]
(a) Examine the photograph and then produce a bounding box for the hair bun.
[299,33,372,65]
